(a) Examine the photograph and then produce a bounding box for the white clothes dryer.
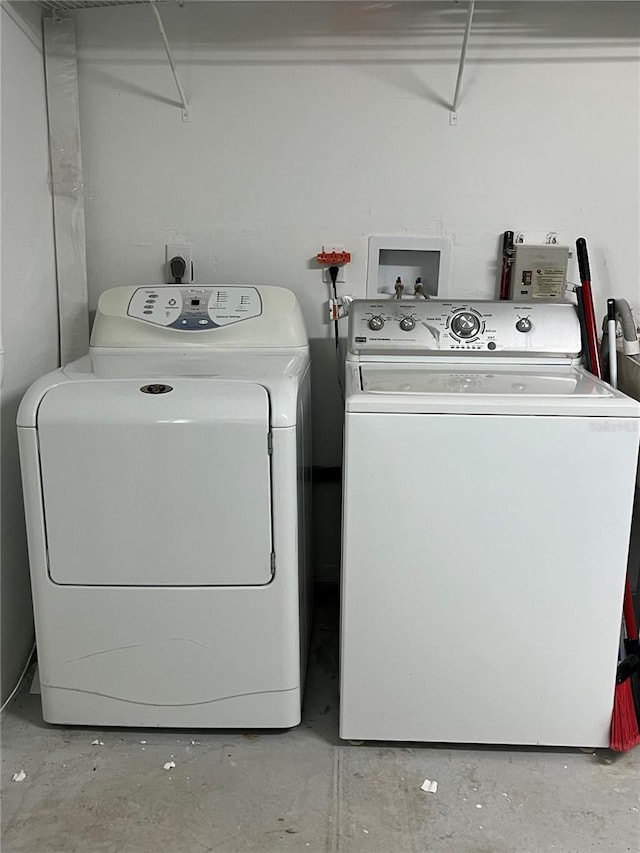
[340,299,640,747]
[18,284,312,728]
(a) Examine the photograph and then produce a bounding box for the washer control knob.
[399,316,415,332]
[451,312,481,338]
[516,317,532,333]
[368,315,385,331]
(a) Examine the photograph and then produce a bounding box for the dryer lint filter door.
[37,380,273,586]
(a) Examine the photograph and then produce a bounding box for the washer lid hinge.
[270,552,276,575]
[267,431,273,455]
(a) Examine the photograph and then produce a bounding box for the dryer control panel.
[128,286,262,330]
[348,300,581,358]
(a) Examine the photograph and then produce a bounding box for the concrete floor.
[2,597,639,853]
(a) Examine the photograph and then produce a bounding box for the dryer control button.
[368,316,385,331]
[516,317,532,333]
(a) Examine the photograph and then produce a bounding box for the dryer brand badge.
[140,384,174,394]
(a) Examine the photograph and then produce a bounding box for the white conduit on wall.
[43,15,89,365]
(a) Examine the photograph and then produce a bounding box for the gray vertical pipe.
[43,15,89,365]
[451,0,475,114]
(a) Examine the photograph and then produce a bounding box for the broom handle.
[575,286,591,373]
[499,230,514,300]
[576,238,603,379]
[623,576,638,641]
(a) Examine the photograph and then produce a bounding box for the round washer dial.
[399,316,416,332]
[451,312,481,338]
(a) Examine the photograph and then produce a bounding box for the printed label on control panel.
[207,287,262,325]
[128,287,182,326]
[127,286,262,329]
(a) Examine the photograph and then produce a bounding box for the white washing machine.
[18,284,312,728]
[340,299,640,747]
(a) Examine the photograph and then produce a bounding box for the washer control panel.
[128,286,262,330]
[348,300,581,357]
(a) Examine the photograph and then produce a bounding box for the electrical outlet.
[165,243,193,284]
[323,268,346,284]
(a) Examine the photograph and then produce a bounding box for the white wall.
[73,1,639,470]
[0,1,59,702]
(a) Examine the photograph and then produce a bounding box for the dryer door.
[37,379,273,586]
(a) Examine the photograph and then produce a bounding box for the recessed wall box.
[366,236,452,299]
[509,244,570,300]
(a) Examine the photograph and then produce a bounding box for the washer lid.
[350,364,640,417]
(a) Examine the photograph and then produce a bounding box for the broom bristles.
[610,678,640,752]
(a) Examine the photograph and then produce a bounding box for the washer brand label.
[589,421,637,432]
[355,336,367,343]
